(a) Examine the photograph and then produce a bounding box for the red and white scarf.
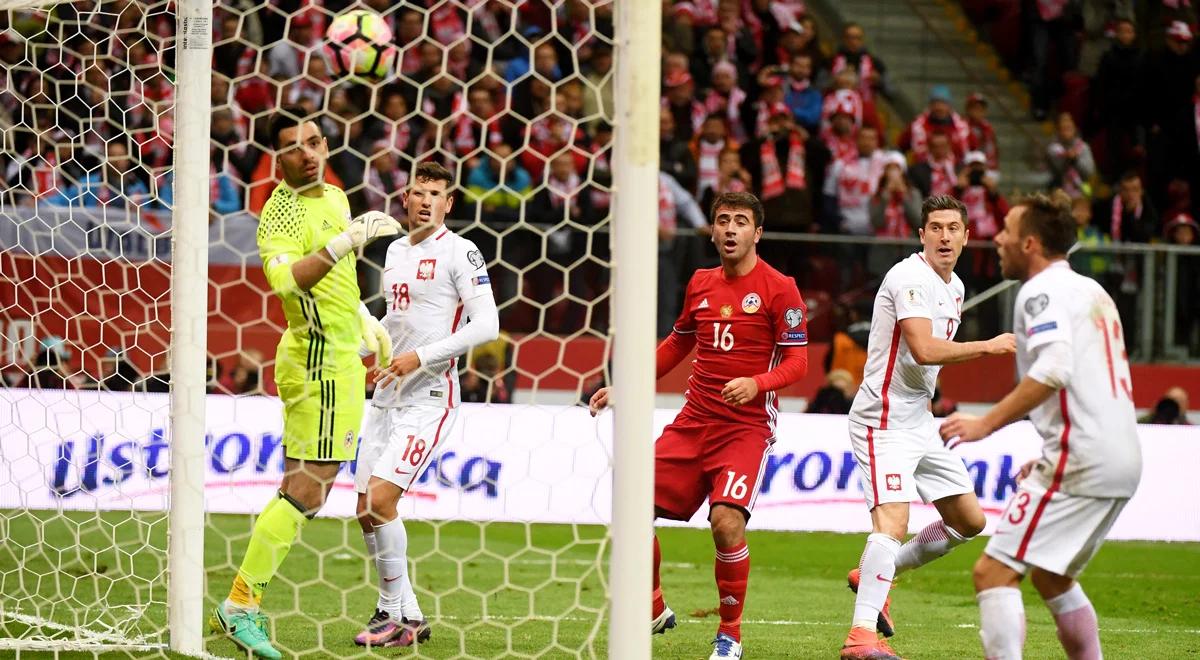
[1194,94,1200,155]
[831,52,876,101]
[1049,138,1086,195]
[962,185,998,237]
[878,190,911,237]
[821,126,858,164]
[658,173,677,236]
[929,157,956,197]
[835,156,876,210]
[704,87,748,142]
[910,111,970,161]
[760,131,806,199]
[696,139,725,198]
[430,5,465,44]
[1111,196,1141,241]
[549,171,581,216]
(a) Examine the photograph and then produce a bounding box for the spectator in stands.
[1024,0,1081,120]
[820,95,859,164]
[823,125,882,235]
[656,170,708,337]
[1149,22,1200,192]
[965,93,998,171]
[782,53,822,133]
[97,347,142,392]
[691,25,729,92]
[692,113,739,201]
[1046,111,1095,196]
[217,349,263,395]
[740,103,815,232]
[664,69,706,142]
[1165,212,1200,350]
[364,140,409,218]
[870,151,920,238]
[830,22,888,102]
[22,336,74,390]
[1094,171,1158,242]
[1092,16,1146,179]
[715,0,759,71]
[909,131,958,198]
[1069,194,1112,279]
[660,106,698,194]
[699,147,752,213]
[466,142,531,222]
[461,354,510,404]
[703,61,751,143]
[581,41,613,126]
[825,301,871,386]
[806,369,856,415]
[955,151,1008,242]
[900,84,970,162]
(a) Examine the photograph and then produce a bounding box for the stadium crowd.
[0,0,1197,348]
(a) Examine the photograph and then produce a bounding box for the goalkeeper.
[211,106,400,659]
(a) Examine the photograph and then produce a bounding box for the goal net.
[0,0,643,656]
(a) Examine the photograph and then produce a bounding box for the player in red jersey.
[590,191,809,660]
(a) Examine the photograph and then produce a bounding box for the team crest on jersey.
[885,473,902,491]
[416,259,437,280]
[784,307,804,328]
[741,293,761,314]
[1024,293,1049,317]
[720,304,733,318]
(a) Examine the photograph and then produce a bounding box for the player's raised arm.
[899,317,1015,365]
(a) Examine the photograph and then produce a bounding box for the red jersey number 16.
[712,323,734,351]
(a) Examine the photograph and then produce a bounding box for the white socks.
[362,531,385,611]
[374,517,423,622]
[978,586,1025,659]
[1046,584,1102,660]
[852,533,900,630]
[895,520,969,575]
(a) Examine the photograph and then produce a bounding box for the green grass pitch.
[2,510,1197,658]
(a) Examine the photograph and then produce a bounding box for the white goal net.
[0,0,644,657]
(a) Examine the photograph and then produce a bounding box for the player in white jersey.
[941,192,1141,660]
[841,195,1016,660]
[352,162,499,648]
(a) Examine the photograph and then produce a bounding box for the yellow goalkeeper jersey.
[257,182,362,386]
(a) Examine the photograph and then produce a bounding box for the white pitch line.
[431,613,1200,635]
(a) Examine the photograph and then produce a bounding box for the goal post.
[167,0,212,654]
[608,1,660,658]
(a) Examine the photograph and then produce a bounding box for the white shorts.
[354,404,458,493]
[985,480,1127,579]
[848,418,975,509]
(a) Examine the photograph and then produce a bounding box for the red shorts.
[653,414,774,521]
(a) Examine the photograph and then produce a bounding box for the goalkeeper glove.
[326,211,403,261]
[358,304,392,365]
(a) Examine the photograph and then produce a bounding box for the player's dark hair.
[267,105,316,150]
[920,194,967,227]
[710,191,765,228]
[413,161,454,192]
[1118,170,1141,184]
[1016,191,1076,257]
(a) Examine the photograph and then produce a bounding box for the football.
[322,9,397,82]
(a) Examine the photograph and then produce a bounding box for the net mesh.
[0,0,619,656]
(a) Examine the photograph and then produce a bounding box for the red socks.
[652,535,664,618]
[715,541,750,641]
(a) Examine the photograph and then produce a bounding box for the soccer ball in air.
[323,9,397,82]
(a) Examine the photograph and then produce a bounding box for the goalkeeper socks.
[651,535,664,618]
[851,533,899,630]
[714,541,749,642]
[362,531,385,612]
[375,517,418,621]
[978,586,1026,660]
[228,493,308,609]
[1045,584,1101,660]
[894,520,969,575]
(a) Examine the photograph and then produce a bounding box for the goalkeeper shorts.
[277,373,366,462]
